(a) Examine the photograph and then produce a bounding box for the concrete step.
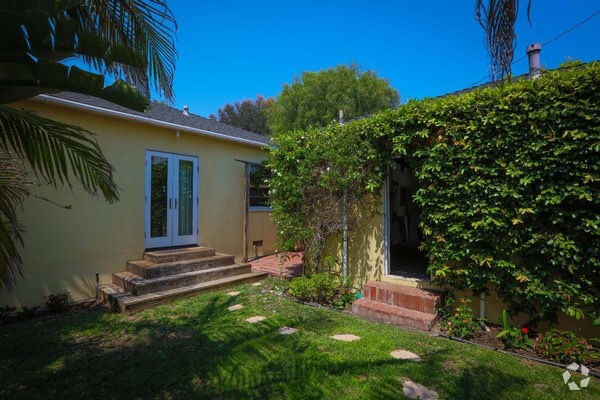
[352,298,438,331]
[100,271,268,314]
[363,281,444,315]
[113,263,252,295]
[128,253,235,279]
[143,246,216,264]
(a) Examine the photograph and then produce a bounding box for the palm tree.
[476,0,532,80]
[0,0,177,288]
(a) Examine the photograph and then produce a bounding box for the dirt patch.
[534,383,550,392]
[442,360,460,373]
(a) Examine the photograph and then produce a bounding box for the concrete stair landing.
[351,281,444,331]
[99,246,267,314]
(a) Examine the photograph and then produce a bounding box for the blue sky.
[167,1,600,117]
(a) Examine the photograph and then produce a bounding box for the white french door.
[144,151,199,248]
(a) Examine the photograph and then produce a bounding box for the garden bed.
[440,323,600,377]
[284,272,360,310]
[282,286,360,311]
[0,299,104,326]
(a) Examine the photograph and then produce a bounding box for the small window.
[248,164,271,210]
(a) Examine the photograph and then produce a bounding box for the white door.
[145,151,199,249]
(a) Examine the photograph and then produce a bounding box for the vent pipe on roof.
[526,43,542,79]
[183,105,189,116]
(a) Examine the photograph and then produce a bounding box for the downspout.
[342,189,348,278]
[480,293,485,319]
[480,292,490,331]
[95,272,100,300]
[339,109,349,278]
[243,163,250,263]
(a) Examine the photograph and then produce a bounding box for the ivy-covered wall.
[409,62,599,325]
[268,61,599,326]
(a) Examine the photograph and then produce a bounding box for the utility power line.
[465,9,600,88]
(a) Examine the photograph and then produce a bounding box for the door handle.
[168,198,172,209]
[174,198,178,209]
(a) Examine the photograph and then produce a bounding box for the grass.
[0,278,598,400]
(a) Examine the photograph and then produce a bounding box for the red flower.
[521,327,529,335]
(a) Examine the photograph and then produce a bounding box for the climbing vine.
[267,61,600,324]
[266,122,393,273]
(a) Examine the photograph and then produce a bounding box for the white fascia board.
[33,94,267,148]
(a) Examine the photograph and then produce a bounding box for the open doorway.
[386,159,429,280]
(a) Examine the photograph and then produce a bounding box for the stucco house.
[1,92,277,311]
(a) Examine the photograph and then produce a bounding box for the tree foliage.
[0,0,177,288]
[266,64,399,135]
[211,95,274,136]
[268,62,600,325]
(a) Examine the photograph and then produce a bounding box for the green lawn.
[0,278,597,400]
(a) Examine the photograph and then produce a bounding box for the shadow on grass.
[0,289,579,400]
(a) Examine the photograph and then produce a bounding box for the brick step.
[99,271,268,314]
[363,281,443,315]
[143,246,216,264]
[128,253,235,279]
[352,298,438,331]
[113,263,252,295]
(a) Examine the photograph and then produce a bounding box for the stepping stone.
[402,380,438,400]
[226,291,240,296]
[251,282,262,286]
[390,350,421,362]
[278,326,298,335]
[227,304,243,311]
[330,334,361,342]
[245,316,266,323]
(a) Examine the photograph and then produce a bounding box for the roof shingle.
[39,92,270,146]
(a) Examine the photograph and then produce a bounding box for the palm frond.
[71,0,178,102]
[0,156,29,289]
[475,0,532,81]
[0,105,119,203]
[1,1,177,105]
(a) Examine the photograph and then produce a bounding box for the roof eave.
[32,94,268,148]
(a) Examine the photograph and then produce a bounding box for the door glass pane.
[178,159,194,236]
[150,156,169,238]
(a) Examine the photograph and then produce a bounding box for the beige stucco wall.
[0,98,276,307]
[248,211,277,258]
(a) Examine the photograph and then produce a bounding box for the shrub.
[0,305,16,322]
[45,293,69,312]
[438,296,482,339]
[17,306,39,319]
[288,273,356,309]
[287,276,313,301]
[331,287,357,310]
[495,310,533,350]
[532,329,599,365]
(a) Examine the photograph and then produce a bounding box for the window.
[248,164,271,210]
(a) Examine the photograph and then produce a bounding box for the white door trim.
[144,151,199,249]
